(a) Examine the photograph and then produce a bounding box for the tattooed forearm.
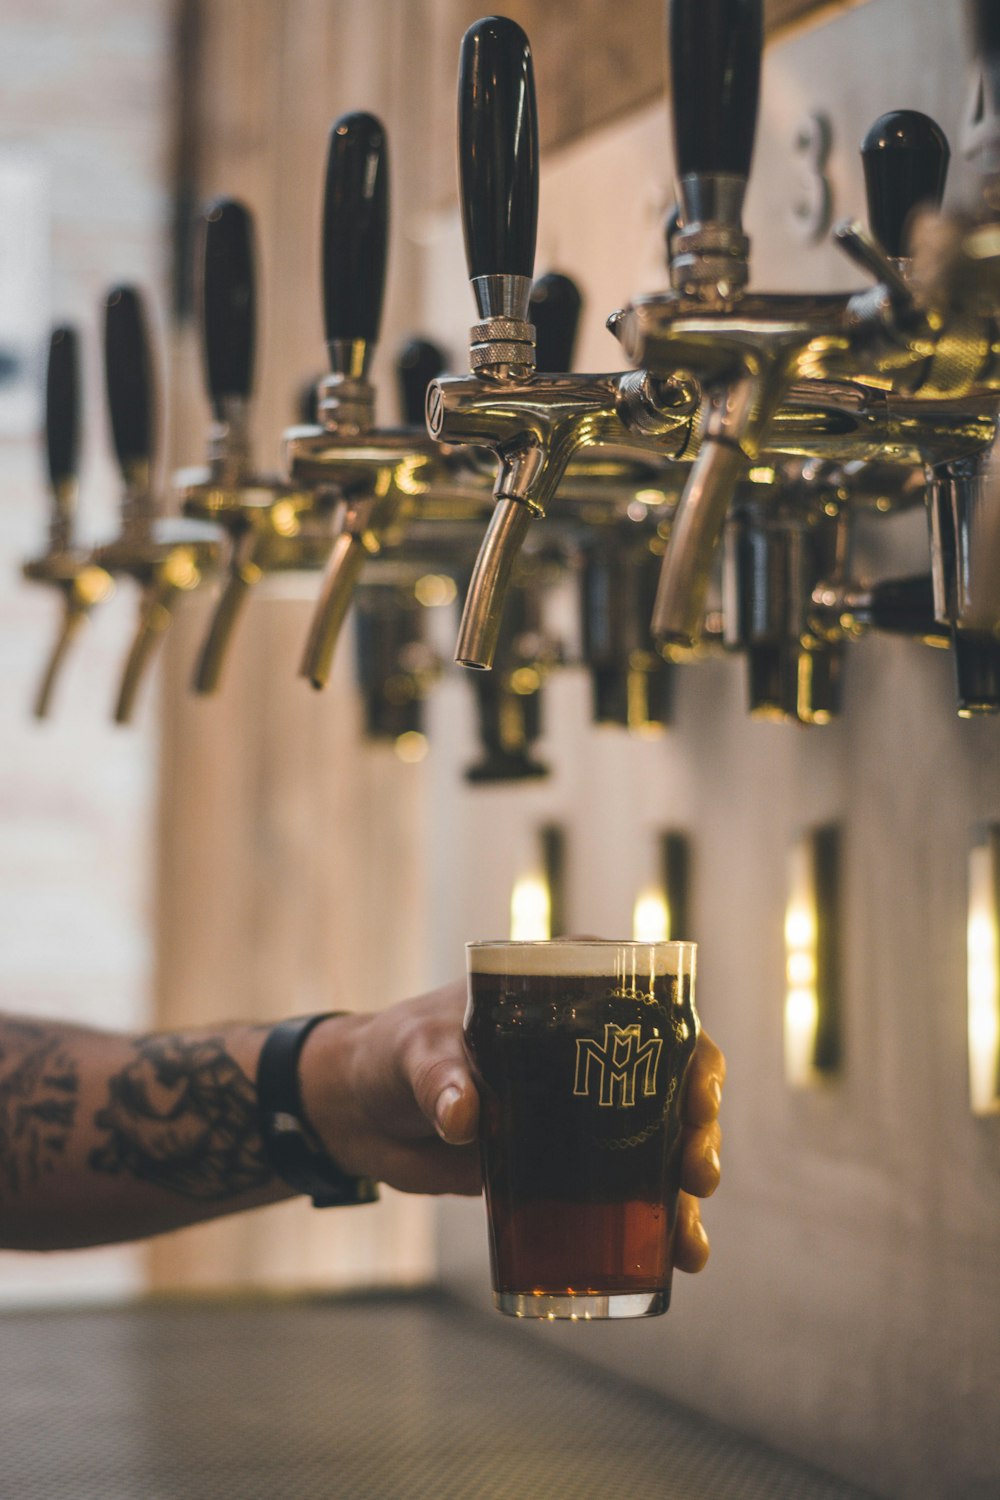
[89,1033,273,1200]
[0,1022,79,1199]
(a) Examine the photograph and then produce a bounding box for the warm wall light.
[784,826,839,1088]
[633,832,690,942]
[510,824,565,941]
[968,827,1000,1116]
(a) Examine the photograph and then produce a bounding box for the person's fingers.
[683,1028,725,1128]
[672,1191,711,1273]
[399,990,480,1145]
[374,1137,483,1197]
[680,1117,721,1198]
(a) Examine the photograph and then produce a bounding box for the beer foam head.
[466,940,695,979]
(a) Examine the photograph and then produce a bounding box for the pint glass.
[464,939,698,1320]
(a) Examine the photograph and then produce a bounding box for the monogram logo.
[573,1024,662,1108]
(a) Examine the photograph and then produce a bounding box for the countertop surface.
[0,1291,880,1499]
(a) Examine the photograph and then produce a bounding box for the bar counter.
[0,1290,879,1499]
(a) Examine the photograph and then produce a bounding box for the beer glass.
[464,938,698,1320]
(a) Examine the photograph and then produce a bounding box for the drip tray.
[0,1290,877,1499]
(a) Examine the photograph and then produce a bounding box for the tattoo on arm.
[90,1034,273,1201]
[0,1022,79,1200]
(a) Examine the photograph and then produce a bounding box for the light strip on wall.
[510,824,565,941]
[632,832,690,942]
[968,827,1000,1116]
[784,826,839,1088]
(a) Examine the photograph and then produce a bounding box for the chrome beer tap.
[428,12,962,674]
[290,113,483,689]
[92,286,220,724]
[22,326,114,717]
[720,112,955,723]
[429,18,705,672]
[179,199,325,693]
[615,0,1000,659]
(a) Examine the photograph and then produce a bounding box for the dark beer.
[465,942,697,1317]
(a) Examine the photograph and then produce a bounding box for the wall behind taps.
[428,3,1000,1498]
[0,0,174,1303]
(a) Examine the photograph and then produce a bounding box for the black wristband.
[256,1013,379,1208]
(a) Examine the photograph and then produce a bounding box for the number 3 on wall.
[789,111,833,244]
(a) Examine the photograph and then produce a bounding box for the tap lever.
[45,326,80,547]
[397,337,447,427]
[529,272,582,373]
[970,0,1000,59]
[861,111,950,261]
[322,111,389,388]
[668,0,762,292]
[669,0,762,178]
[199,198,256,419]
[833,220,915,307]
[458,16,538,364]
[104,285,155,494]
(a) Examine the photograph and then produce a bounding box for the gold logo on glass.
[573,1024,663,1108]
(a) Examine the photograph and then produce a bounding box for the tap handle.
[529,272,582,372]
[103,285,155,479]
[45,325,80,499]
[458,16,538,293]
[669,0,762,179]
[396,337,446,426]
[969,0,1000,58]
[199,197,256,416]
[322,111,389,366]
[861,111,950,259]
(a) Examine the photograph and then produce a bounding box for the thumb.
[432,1079,480,1145]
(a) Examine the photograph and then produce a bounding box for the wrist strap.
[256,1013,379,1209]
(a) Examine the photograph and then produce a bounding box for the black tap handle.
[669,0,763,178]
[103,285,155,474]
[45,325,80,492]
[458,16,538,280]
[969,0,1000,59]
[199,197,256,414]
[322,111,389,354]
[861,111,950,258]
[529,272,582,372]
[396,337,446,426]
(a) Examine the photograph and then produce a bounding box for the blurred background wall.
[3,3,1000,1498]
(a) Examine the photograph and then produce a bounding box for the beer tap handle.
[396,337,446,427]
[860,111,950,260]
[104,285,156,498]
[669,0,761,179]
[458,15,538,324]
[969,0,1000,59]
[45,325,80,549]
[530,272,582,373]
[199,197,256,423]
[322,110,389,379]
[668,0,762,290]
